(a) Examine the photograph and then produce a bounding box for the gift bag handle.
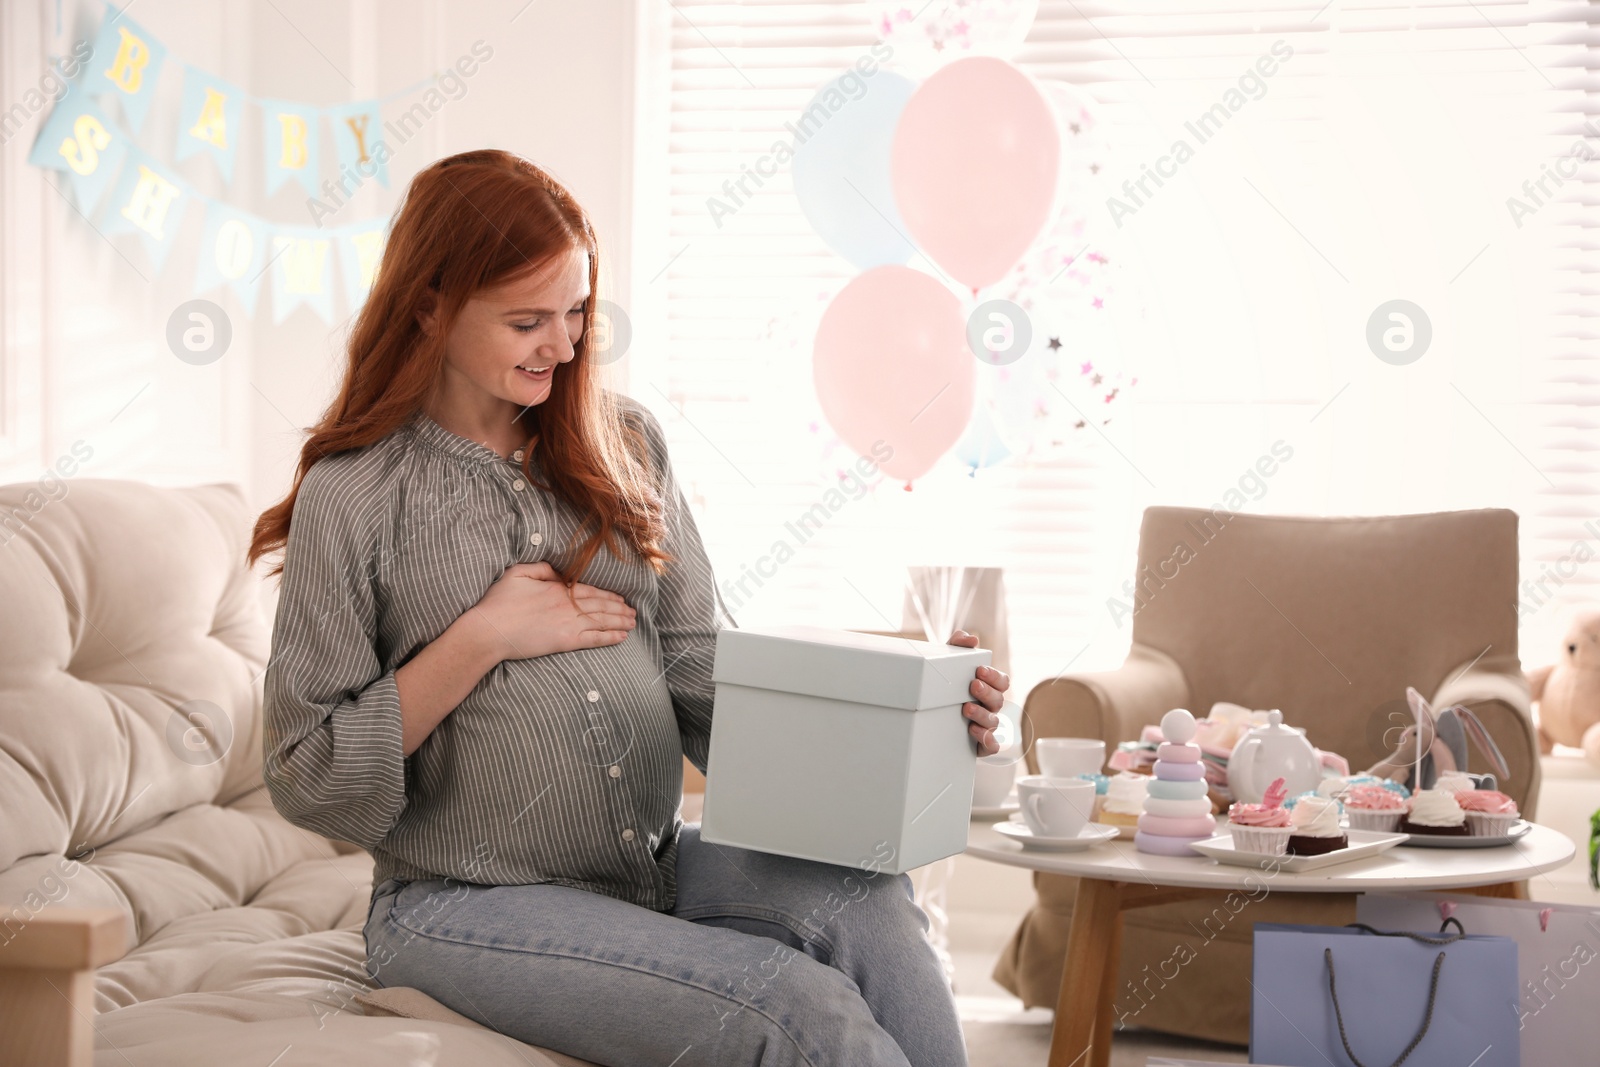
[1325,923,1464,1067]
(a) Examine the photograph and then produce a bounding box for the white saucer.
[971,795,1020,819]
[994,821,1120,851]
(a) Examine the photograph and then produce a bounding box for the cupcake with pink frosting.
[1343,783,1406,832]
[1455,789,1520,837]
[1227,776,1293,856]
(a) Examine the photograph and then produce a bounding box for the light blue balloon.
[953,404,1012,474]
[791,70,918,269]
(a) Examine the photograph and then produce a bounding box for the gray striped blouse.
[261,391,728,912]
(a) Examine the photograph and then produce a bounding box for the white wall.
[246,0,641,546]
[0,0,638,581]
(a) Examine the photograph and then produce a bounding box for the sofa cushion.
[89,988,581,1066]
[0,479,600,1065]
[0,480,270,872]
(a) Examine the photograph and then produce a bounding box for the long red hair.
[247,149,672,587]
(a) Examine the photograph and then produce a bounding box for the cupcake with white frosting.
[1399,789,1470,837]
[1286,795,1348,855]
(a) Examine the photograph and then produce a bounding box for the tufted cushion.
[0,479,597,1065]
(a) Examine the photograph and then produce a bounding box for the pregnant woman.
[249,149,1009,1067]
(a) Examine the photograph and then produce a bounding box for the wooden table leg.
[1091,911,1123,1067]
[1048,877,1121,1067]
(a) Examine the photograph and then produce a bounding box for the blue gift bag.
[1251,922,1519,1067]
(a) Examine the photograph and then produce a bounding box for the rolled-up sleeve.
[630,402,724,776]
[261,457,408,850]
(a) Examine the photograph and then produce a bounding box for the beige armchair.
[991,505,1538,1045]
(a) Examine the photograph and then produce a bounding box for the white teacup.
[973,758,1017,808]
[1016,775,1095,838]
[1035,737,1106,778]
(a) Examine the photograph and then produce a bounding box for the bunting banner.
[195,201,271,315]
[328,101,389,190]
[77,12,167,135]
[261,97,321,197]
[22,3,493,325]
[269,226,336,324]
[337,222,388,304]
[175,68,244,181]
[99,142,191,272]
[28,90,127,214]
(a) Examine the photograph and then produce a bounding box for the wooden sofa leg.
[0,909,127,1067]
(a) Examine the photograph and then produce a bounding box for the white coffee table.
[966,819,1576,1067]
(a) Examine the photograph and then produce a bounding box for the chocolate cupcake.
[1286,795,1348,855]
[1399,789,1470,836]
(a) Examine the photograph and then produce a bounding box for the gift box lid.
[711,624,989,710]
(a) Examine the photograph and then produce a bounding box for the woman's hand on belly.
[465,561,637,665]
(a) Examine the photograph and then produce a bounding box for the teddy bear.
[1526,608,1600,769]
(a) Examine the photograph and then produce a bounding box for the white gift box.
[699,624,989,875]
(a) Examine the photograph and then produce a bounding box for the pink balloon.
[891,57,1060,291]
[813,266,974,483]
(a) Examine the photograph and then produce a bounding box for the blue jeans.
[361,824,968,1067]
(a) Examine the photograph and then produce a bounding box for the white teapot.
[1227,709,1321,804]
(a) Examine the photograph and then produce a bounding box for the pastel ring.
[1147,778,1209,800]
[1137,812,1217,837]
[1143,797,1213,819]
[1134,831,1203,857]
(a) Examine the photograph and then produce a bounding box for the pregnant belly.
[482,636,681,770]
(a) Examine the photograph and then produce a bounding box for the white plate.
[1397,819,1534,848]
[993,821,1120,851]
[1189,829,1409,872]
[971,796,1020,819]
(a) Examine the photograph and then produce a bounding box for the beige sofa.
[0,479,602,1066]
[992,506,1539,1046]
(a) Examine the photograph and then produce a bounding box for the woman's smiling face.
[430,246,590,417]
